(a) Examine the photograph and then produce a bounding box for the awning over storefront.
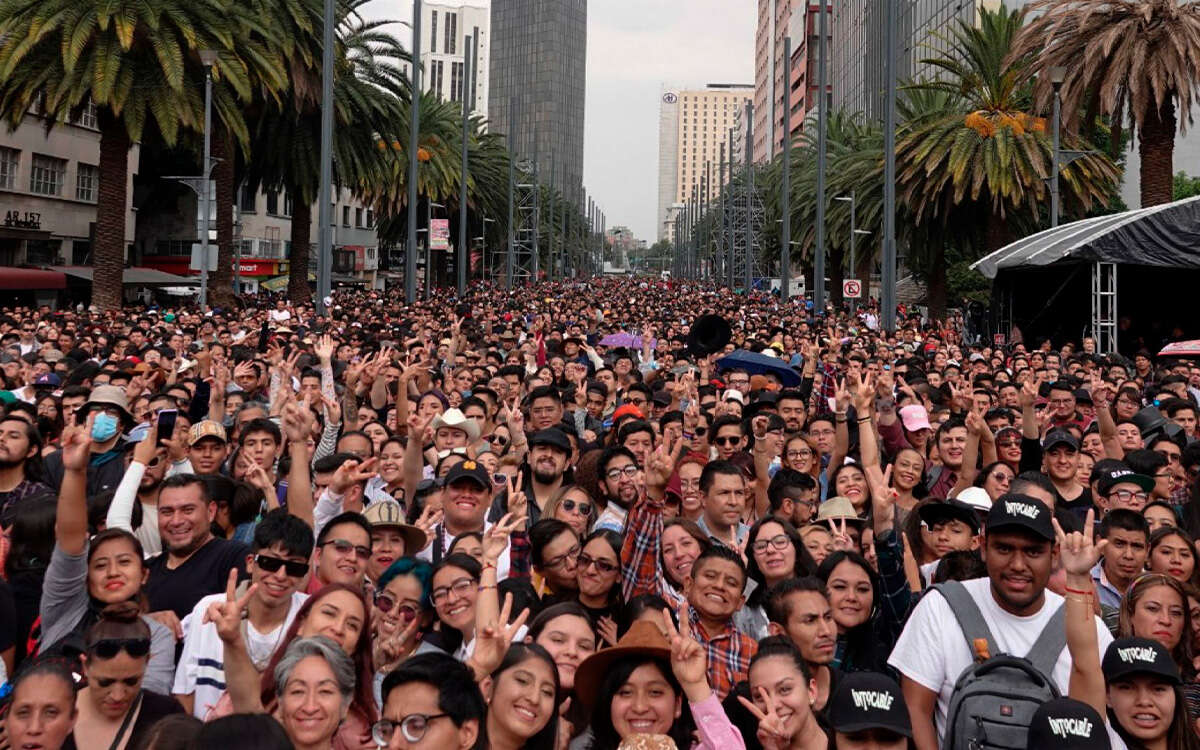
[53,266,200,286]
[0,268,66,290]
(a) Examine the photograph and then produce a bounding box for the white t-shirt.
[173,591,308,719]
[887,576,1113,744]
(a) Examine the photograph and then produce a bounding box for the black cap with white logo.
[985,493,1055,541]
[1026,698,1110,750]
[827,672,912,738]
[1102,636,1181,685]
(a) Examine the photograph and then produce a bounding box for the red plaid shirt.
[620,493,686,609]
[688,606,757,701]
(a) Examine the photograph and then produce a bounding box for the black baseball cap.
[529,428,571,454]
[918,499,981,533]
[1096,467,1156,497]
[443,460,492,491]
[1102,637,1180,685]
[1027,698,1110,750]
[1042,428,1080,452]
[827,672,912,738]
[985,494,1055,541]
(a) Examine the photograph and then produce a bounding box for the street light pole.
[457,33,473,295]
[815,0,828,311]
[835,192,857,314]
[198,51,217,310]
[405,0,422,303]
[781,35,792,301]
[506,96,517,290]
[882,0,897,331]
[1050,66,1066,228]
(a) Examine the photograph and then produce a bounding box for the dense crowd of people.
[0,277,1199,750]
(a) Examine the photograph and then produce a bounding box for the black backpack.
[935,581,1066,750]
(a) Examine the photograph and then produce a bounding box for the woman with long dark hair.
[737,517,816,639]
[482,644,561,750]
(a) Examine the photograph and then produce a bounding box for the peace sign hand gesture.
[506,471,528,521]
[663,604,711,702]
[829,517,856,552]
[484,512,522,563]
[373,614,421,674]
[204,569,256,646]
[737,686,792,750]
[467,592,531,679]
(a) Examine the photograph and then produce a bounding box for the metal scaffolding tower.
[509,157,538,286]
[729,101,765,290]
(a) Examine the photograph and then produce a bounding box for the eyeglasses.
[90,637,151,660]
[786,449,813,460]
[626,398,647,407]
[714,436,741,446]
[321,539,371,560]
[751,534,791,554]
[1109,489,1149,503]
[490,434,509,446]
[372,714,451,745]
[991,472,1013,483]
[255,554,309,578]
[431,576,476,605]
[1157,452,1182,464]
[606,465,639,481]
[560,498,593,516]
[543,544,581,570]
[694,426,707,436]
[577,552,618,574]
[375,593,419,622]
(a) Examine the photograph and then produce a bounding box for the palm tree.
[898,5,1119,315]
[0,0,285,309]
[1010,0,1200,207]
[242,0,409,301]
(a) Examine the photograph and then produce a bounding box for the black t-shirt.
[145,537,249,619]
[63,689,185,750]
[1056,486,1095,524]
[0,576,16,654]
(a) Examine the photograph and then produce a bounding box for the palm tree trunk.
[830,247,846,307]
[209,123,236,309]
[926,243,948,322]
[93,111,130,311]
[288,199,312,302]
[1139,98,1176,207]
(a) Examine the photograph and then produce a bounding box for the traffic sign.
[843,279,862,299]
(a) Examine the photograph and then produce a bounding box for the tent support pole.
[1092,261,1118,354]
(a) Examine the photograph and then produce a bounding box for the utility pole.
[744,100,754,291]
[198,53,215,310]
[405,0,422,303]
[505,96,517,290]
[457,33,473,295]
[780,36,792,302]
[815,0,828,311]
[882,0,898,330]
[727,128,735,291]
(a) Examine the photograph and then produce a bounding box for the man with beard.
[144,474,250,638]
[104,422,171,557]
[888,495,1113,748]
[593,446,641,532]
[0,415,49,527]
[766,576,840,711]
[487,428,570,526]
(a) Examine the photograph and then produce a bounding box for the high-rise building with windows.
[417,1,491,112]
[487,0,586,195]
[755,0,804,162]
[657,84,754,242]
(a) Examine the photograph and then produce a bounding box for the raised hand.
[314,334,335,364]
[663,604,709,696]
[506,471,528,521]
[1053,509,1107,578]
[468,592,531,678]
[644,433,683,491]
[330,457,378,494]
[281,401,315,444]
[373,614,421,674]
[132,421,159,467]
[60,417,94,472]
[829,517,855,552]
[597,616,619,647]
[414,503,443,535]
[737,687,792,750]
[204,569,257,645]
[483,512,522,562]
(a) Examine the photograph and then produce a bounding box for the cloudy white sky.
[370,0,755,242]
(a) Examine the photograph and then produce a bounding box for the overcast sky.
[369,0,755,242]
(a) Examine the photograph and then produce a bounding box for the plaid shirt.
[813,362,839,414]
[687,606,757,700]
[620,494,685,609]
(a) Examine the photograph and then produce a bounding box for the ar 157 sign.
[4,211,40,229]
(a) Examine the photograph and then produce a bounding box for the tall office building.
[831,0,976,120]
[754,0,803,162]
[418,1,491,113]
[656,84,753,242]
[787,3,832,130]
[488,0,586,195]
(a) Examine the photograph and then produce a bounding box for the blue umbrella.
[716,350,802,387]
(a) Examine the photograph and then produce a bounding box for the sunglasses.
[714,436,741,446]
[375,593,419,622]
[560,498,593,516]
[577,553,618,574]
[90,637,151,660]
[321,539,371,560]
[256,554,309,578]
